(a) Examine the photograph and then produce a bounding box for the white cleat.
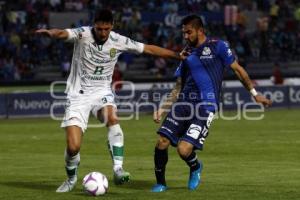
[56,178,77,193]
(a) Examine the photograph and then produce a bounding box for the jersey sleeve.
[117,34,144,54]
[65,27,87,42]
[217,40,235,67]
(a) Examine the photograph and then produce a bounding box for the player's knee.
[177,141,194,159]
[177,144,191,159]
[106,115,118,126]
[67,144,80,156]
[156,136,170,149]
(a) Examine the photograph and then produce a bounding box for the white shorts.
[61,90,116,132]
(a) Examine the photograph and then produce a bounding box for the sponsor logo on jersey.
[110,48,116,58]
[82,70,112,81]
[83,75,112,81]
[187,124,202,139]
[202,47,211,55]
[227,48,232,56]
[200,47,214,59]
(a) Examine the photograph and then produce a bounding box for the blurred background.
[0,0,300,118]
[1,0,300,84]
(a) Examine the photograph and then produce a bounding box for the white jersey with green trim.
[64,26,144,95]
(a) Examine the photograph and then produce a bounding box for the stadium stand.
[0,0,300,83]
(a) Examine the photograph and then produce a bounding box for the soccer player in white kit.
[36,9,185,193]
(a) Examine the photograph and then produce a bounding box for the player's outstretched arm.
[143,44,186,60]
[35,29,69,40]
[153,77,182,123]
[230,61,272,107]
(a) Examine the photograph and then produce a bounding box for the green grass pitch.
[0,109,299,200]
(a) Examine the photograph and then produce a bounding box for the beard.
[186,37,198,47]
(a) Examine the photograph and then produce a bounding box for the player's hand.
[254,95,272,107]
[179,46,191,60]
[35,29,54,37]
[153,109,164,124]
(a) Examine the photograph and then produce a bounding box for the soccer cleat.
[56,177,77,193]
[151,184,167,192]
[113,168,130,185]
[188,162,203,190]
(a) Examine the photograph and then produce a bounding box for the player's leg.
[65,125,83,180]
[151,104,185,192]
[178,111,215,190]
[56,125,83,192]
[97,105,130,185]
[151,135,170,192]
[57,94,90,193]
[177,140,202,190]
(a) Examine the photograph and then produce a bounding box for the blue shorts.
[157,102,215,150]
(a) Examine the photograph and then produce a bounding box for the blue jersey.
[175,38,235,111]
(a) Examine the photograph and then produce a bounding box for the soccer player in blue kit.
[151,15,272,192]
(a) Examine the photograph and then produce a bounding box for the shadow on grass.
[114,179,154,190]
[73,180,156,198]
[0,181,57,191]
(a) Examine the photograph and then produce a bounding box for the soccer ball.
[82,172,108,196]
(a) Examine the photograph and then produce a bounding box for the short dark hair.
[94,9,114,24]
[181,14,204,29]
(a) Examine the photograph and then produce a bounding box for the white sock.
[64,149,80,182]
[107,124,124,172]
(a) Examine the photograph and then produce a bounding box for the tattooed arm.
[230,61,272,107]
[153,77,182,123]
